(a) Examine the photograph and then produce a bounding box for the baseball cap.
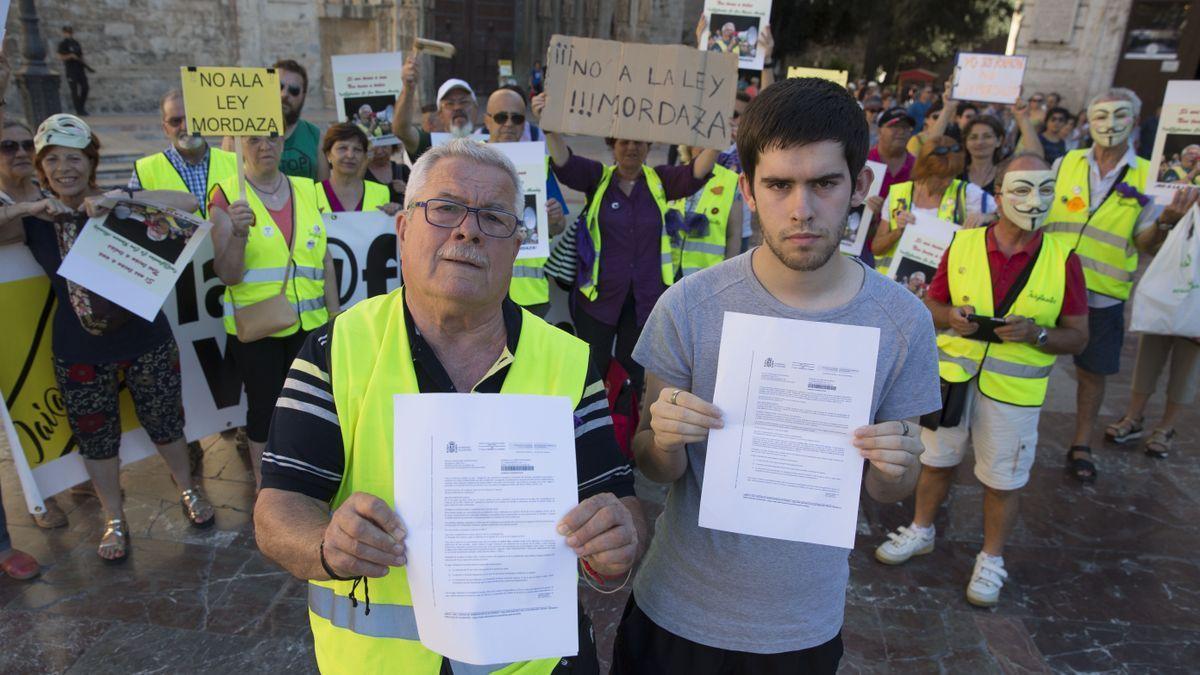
[877,107,915,128]
[437,79,476,106]
[34,114,93,153]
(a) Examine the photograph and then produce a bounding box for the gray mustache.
[439,245,488,267]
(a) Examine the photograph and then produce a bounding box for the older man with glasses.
[254,138,643,674]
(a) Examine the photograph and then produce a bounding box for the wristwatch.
[1034,327,1049,347]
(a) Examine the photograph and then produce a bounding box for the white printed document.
[394,394,579,665]
[699,312,880,549]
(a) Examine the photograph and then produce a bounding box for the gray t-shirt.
[631,250,941,653]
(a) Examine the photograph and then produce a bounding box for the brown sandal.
[180,488,216,529]
[1105,416,1144,444]
[1145,428,1175,459]
[98,518,130,564]
[31,496,68,529]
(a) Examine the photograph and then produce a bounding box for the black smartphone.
[965,313,1008,343]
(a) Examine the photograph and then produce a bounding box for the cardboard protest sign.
[427,137,554,260]
[702,0,772,71]
[542,35,737,151]
[1148,80,1200,201]
[787,67,849,88]
[57,200,212,322]
[324,211,401,310]
[951,53,1027,105]
[332,53,404,147]
[180,67,284,137]
[416,38,456,59]
[0,242,246,515]
[886,215,959,299]
[840,160,886,257]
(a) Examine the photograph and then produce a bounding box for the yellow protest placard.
[787,67,849,88]
[180,66,284,137]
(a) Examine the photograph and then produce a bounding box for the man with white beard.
[392,51,480,162]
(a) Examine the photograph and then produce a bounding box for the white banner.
[1,241,246,515]
[324,211,402,310]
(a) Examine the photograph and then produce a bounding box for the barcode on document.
[502,462,535,472]
[808,383,837,391]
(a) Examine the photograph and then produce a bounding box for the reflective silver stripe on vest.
[1077,255,1135,282]
[308,583,420,639]
[447,660,518,675]
[1043,222,1084,236]
[659,252,673,265]
[937,347,981,377]
[682,241,726,256]
[294,265,326,281]
[981,356,1053,379]
[1079,227,1132,251]
[681,267,705,277]
[297,297,326,313]
[511,266,544,278]
[241,267,290,283]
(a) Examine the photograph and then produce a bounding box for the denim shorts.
[1073,302,1125,376]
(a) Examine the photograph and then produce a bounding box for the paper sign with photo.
[1148,80,1200,201]
[58,199,213,321]
[542,35,738,151]
[885,215,959,300]
[332,53,404,147]
[702,0,773,71]
[951,53,1027,105]
[840,160,886,257]
[787,67,849,88]
[427,137,550,260]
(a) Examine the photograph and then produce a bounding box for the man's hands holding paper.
[321,492,407,579]
[855,419,925,502]
[557,493,638,577]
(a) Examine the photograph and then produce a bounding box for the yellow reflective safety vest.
[314,287,589,675]
[133,146,238,217]
[580,165,673,301]
[668,164,738,278]
[876,179,966,273]
[1044,149,1149,300]
[214,174,331,337]
[937,227,1069,407]
[363,180,391,211]
[510,157,553,307]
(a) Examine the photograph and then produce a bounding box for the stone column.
[13,0,62,127]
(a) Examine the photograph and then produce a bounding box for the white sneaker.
[966,552,1008,607]
[874,525,935,565]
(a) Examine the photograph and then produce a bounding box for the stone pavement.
[1,114,1198,673]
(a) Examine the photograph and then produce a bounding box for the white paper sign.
[331,52,404,147]
[886,214,959,299]
[840,160,887,257]
[699,312,880,549]
[1147,80,1200,201]
[428,137,551,260]
[58,200,213,321]
[701,0,773,71]
[395,394,579,665]
[952,53,1027,105]
[323,210,401,310]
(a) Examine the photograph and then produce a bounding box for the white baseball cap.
[34,114,93,153]
[437,79,476,106]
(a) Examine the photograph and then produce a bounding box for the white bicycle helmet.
[34,114,93,153]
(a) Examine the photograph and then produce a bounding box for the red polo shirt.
[867,146,914,199]
[927,227,1088,316]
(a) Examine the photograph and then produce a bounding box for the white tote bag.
[1130,204,1200,337]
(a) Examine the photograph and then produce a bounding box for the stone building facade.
[3,0,699,115]
[1012,0,1200,113]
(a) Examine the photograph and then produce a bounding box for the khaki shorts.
[919,381,1041,490]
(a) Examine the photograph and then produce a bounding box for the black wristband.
[320,539,354,581]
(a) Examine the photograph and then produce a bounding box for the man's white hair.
[404,138,524,217]
[1087,87,1142,119]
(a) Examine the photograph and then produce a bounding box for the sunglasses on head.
[930,144,961,155]
[0,139,35,155]
[164,116,185,128]
[280,83,302,97]
[488,112,525,126]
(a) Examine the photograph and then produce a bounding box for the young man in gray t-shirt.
[613,78,942,674]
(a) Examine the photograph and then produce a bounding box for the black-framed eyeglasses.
[931,144,962,156]
[488,112,525,126]
[164,116,185,128]
[411,198,520,239]
[0,139,36,155]
[280,83,302,97]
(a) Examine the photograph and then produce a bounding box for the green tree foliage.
[771,0,1014,80]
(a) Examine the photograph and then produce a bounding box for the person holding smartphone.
[874,153,1089,608]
